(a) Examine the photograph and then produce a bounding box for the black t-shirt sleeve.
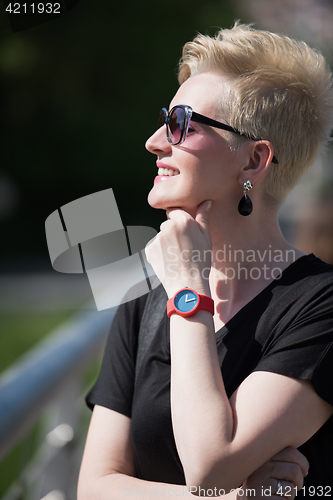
[85,293,148,418]
[253,279,333,406]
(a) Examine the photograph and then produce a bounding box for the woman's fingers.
[267,462,304,491]
[271,447,309,479]
[243,447,308,500]
[274,479,297,499]
[147,204,213,295]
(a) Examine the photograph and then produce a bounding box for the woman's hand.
[145,200,213,298]
[240,447,309,500]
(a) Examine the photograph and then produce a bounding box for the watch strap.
[197,294,215,315]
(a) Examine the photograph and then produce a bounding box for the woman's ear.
[242,140,275,183]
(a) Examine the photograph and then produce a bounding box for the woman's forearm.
[78,472,240,500]
[170,309,238,491]
[145,203,238,487]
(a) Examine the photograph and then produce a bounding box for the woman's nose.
[145,126,172,156]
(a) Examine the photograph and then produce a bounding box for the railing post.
[30,372,83,500]
[0,306,118,500]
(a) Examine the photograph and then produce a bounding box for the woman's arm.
[169,311,332,493]
[78,405,309,500]
[167,251,332,491]
[145,203,333,493]
[78,404,217,500]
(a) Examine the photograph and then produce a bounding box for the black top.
[86,254,333,495]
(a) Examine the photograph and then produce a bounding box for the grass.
[0,310,76,373]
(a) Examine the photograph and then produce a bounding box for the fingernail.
[206,200,212,213]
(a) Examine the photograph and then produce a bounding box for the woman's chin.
[147,186,198,212]
[148,193,199,218]
[147,190,173,210]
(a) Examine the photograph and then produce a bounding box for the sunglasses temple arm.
[191,112,278,164]
[191,111,240,134]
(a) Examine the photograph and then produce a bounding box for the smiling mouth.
[157,167,180,177]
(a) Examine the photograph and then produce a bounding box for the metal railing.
[0,306,117,500]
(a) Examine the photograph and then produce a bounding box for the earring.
[238,180,253,216]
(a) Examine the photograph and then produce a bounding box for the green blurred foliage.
[0,310,75,372]
[0,0,237,269]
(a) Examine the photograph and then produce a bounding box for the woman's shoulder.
[280,253,333,290]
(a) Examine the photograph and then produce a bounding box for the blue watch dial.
[174,289,198,313]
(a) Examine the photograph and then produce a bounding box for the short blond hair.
[178,23,333,201]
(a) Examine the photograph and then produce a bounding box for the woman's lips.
[154,174,179,183]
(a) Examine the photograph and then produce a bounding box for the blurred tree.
[0,0,236,270]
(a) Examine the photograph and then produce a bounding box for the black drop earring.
[238,180,253,216]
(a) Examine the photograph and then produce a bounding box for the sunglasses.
[158,104,278,164]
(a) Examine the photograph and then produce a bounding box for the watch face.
[174,289,198,313]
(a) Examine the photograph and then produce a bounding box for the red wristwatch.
[167,287,214,318]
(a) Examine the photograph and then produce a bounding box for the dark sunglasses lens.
[168,107,186,145]
[158,109,166,129]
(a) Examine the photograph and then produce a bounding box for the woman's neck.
[206,202,304,326]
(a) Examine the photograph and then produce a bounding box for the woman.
[78,23,333,498]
